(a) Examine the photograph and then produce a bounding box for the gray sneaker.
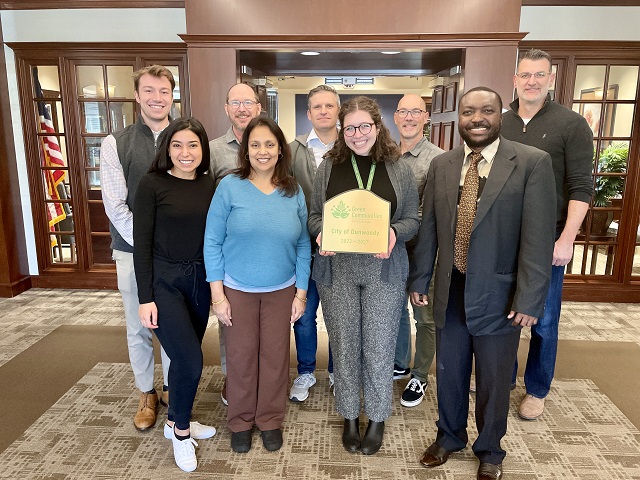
[289,373,316,402]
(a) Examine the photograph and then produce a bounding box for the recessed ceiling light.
[381,51,401,55]
[300,51,320,56]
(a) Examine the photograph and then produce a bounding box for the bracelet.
[211,295,227,306]
[294,294,307,303]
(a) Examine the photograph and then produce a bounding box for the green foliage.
[593,143,628,207]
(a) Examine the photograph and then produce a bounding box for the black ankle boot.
[360,420,384,455]
[342,417,360,453]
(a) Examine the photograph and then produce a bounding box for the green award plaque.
[321,189,391,254]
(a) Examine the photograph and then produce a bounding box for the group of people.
[101,48,593,479]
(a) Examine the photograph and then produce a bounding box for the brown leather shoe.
[160,389,169,407]
[420,442,451,468]
[133,391,158,431]
[477,462,502,479]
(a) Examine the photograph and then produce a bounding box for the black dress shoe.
[477,462,503,479]
[261,428,283,451]
[360,420,384,455]
[342,418,360,453]
[420,442,451,467]
[231,429,252,453]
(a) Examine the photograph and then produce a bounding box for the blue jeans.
[513,265,564,398]
[394,293,412,369]
[293,278,333,374]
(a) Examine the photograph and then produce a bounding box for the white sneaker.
[171,430,198,472]
[329,372,335,396]
[289,373,316,402]
[164,421,217,440]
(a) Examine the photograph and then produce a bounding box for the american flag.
[33,67,67,244]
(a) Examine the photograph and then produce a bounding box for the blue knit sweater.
[204,174,311,291]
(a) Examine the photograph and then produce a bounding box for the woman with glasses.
[308,96,419,455]
[204,116,311,453]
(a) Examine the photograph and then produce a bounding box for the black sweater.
[501,95,593,237]
[133,172,215,303]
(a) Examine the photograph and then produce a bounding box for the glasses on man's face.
[395,108,426,118]
[343,123,373,137]
[227,99,257,109]
[515,71,551,80]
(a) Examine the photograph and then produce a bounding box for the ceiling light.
[381,51,401,55]
[300,51,320,56]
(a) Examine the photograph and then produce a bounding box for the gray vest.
[109,118,166,253]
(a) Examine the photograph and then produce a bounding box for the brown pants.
[224,285,294,432]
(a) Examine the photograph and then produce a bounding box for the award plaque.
[321,189,391,254]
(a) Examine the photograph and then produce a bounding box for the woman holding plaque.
[204,116,311,453]
[308,96,419,455]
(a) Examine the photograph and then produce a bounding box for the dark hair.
[234,116,298,197]
[149,117,211,176]
[307,84,340,109]
[519,49,553,71]
[459,86,503,112]
[133,64,176,92]
[325,96,399,164]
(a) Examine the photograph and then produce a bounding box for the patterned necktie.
[453,152,482,273]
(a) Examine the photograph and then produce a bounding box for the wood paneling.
[523,0,640,5]
[0,0,183,9]
[186,0,521,35]
[0,21,30,297]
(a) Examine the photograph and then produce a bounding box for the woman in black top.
[133,117,216,473]
[308,96,419,455]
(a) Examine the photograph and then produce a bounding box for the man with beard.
[209,83,262,405]
[409,87,556,480]
[392,94,443,408]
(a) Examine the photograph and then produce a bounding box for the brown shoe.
[160,389,169,407]
[518,394,545,420]
[477,462,502,479]
[133,391,158,431]
[420,442,451,468]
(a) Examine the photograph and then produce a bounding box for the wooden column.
[0,22,31,297]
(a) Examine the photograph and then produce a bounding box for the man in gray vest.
[288,85,339,402]
[209,82,262,405]
[101,65,174,431]
[392,94,443,407]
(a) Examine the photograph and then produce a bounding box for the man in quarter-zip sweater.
[501,49,593,423]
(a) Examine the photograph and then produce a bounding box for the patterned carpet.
[1,290,640,479]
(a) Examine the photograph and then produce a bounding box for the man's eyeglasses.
[515,71,551,80]
[227,99,257,109]
[343,123,373,137]
[395,108,426,118]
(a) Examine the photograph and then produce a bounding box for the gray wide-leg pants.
[318,254,405,422]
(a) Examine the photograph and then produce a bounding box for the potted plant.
[589,143,628,234]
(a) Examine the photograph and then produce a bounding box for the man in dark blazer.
[408,87,556,480]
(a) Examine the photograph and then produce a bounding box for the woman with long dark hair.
[134,117,217,472]
[204,116,311,453]
[308,96,419,455]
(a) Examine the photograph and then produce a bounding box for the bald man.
[393,94,444,408]
[209,83,262,184]
[208,83,262,405]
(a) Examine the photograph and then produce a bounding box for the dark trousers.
[152,258,210,429]
[224,285,294,432]
[435,269,520,464]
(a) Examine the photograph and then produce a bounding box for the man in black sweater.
[501,49,593,421]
